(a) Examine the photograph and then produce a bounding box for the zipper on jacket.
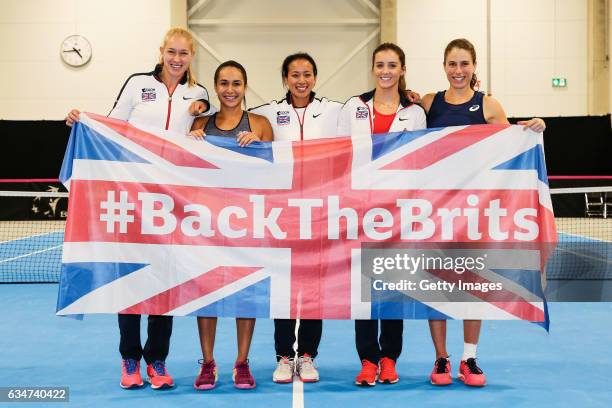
[165,96,172,130]
[292,104,309,140]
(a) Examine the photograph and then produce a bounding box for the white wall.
[188,0,379,108]
[0,0,173,120]
[397,0,588,117]
[1,0,596,120]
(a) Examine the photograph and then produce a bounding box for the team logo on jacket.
[356,106,369,119]
[277,110,290,125]
[141,88,156,102]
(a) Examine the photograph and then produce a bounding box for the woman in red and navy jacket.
[337,44,425,139]
[337,43,426,387]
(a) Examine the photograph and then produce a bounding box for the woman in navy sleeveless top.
[189,61,272,391]
[427,89,487,127]
[420,39,545,388]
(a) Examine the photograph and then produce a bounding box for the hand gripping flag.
[57,113,556,327]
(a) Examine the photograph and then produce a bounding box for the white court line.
[0,244,62,264]
[554,247,612,265]
[0,230,63,245]
[292,319,304,408]
[558,231,612,243]
[292,376,304,408]
[555,231,612,265]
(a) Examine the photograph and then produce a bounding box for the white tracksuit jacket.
[337,89,427,137]
[250,93,342,141]
[109,64,215,134]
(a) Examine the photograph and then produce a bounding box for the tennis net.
[547,186,612,281]
[1,187,610,284]
[0,190,67,283]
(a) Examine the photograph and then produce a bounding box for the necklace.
[374,97,399,107]
[374,97,399,116]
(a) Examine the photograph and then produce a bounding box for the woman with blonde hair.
[65,27,214,390]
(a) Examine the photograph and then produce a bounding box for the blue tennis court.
[1,223,612,407]
[1,284,611,407]
[548,231,612,278]
[0,226,64,283]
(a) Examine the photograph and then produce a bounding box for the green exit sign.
[552,78,567,87]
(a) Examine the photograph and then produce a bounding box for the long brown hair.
[159,27,197,87]
[371,42,407,92]
[444,38,478,90]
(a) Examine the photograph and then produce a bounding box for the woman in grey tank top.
[190,61,272,147]
[188,61,272,391]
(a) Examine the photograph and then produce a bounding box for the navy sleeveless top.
[427,91,486,127]
[204,111,251,138]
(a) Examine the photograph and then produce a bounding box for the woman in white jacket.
[338,43,426,387]
[65,27,213,391]
[250,53,342,384]
[337,44,426,139]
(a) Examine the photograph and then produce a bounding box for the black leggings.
[118,314,173,364]
[355,319,403,364]
[274,319,322,360]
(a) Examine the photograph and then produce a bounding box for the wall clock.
[60,35,92,67]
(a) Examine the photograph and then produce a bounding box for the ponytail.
[372,42,407,93]
[444,38,478,90]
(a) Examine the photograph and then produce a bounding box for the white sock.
[462,343,477,361]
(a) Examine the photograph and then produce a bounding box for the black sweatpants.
[274,319,322,360]
[118,314,173,364]
[355,319,403,364]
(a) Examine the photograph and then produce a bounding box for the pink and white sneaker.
[233,360,256,389]
[194,359,218,390]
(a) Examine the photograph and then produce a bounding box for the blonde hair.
[159,27,197,87]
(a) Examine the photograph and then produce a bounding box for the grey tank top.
[204,111,251,138]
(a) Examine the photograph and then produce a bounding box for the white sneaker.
[297,354,319,382]
[273,356,294,383]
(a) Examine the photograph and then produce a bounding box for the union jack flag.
[57,113,555,327]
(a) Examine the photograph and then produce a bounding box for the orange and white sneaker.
[355,359,379,386]
[146,360,175,389]
[120,358,143,389]
[378,357,399,384]
[430,357,452,386]
[458,358,486,387]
